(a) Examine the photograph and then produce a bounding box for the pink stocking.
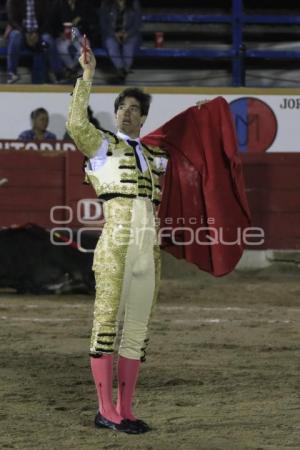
[90,355,123,424]
[116,355,140,421]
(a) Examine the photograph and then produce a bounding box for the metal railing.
[2,0,300,85]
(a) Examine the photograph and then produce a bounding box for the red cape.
[142,96,251,277]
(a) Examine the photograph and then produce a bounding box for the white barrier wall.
[1,85,300,152]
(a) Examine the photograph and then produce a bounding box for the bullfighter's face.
[115,96,146,138]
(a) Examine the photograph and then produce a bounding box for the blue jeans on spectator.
[103,35,140,71]
[7,30,62,82]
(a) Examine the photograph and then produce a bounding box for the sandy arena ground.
[0,267,300,450]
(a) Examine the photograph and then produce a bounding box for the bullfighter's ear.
[140,115,147,128]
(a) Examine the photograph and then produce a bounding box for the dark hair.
[114,88,152,116]
[30,108,48,120]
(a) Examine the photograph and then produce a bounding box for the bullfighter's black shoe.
[94,412,139,434]
[127,419,151,433]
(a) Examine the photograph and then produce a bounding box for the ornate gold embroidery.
[66,80,102,158]
[83,135,163,202]
[90,198,134,354]
[119,156,136,166]
[120,172,138,182]
[86,175,137,197]
[143,144,168,158]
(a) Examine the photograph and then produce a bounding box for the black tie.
[127,139,142,172]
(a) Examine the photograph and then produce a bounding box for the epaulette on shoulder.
[99,128,119,144]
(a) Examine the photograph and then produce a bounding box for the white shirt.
[88,130,168,173]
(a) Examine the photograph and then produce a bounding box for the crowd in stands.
[3,1,300,87]
[2,0,142,84]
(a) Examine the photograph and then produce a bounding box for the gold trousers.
[90,197,161,361]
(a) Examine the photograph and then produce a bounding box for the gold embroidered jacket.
[66,79,167,204]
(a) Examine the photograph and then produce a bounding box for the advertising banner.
[0,88,300,152]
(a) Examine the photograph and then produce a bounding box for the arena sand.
[0,267,299,450]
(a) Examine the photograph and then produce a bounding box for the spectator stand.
[0,0,47,83]
[1,0,300,85]
[138,0,300,86]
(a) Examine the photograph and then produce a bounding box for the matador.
[67,48,168,434]
[66,46,251,435]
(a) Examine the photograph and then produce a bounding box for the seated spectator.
[100,0,142,82]
[50,0,97,79]
[5,0,63,84]
[18,108,57,141]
